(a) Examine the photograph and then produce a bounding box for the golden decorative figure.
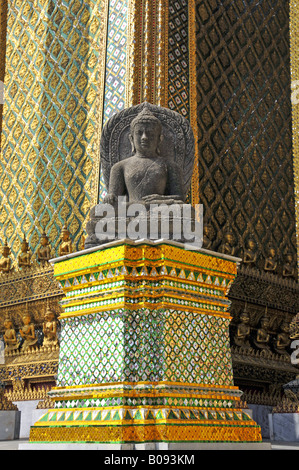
[254,313,271,350]
[3,314,19,352]
[0,383,18,411]
[20,307,38,351]
[42,301,58,347]
[243,238,257,267]
[37,229,51,264]
[264,246,277,273]
[0,239,13,274]
[289,312,299,340]
[59,225,73,257]
[202,225,213,250]
[219,231,236,256]
[234,307,252,349]
[282,253,296,278]
[18,234,32,269]
[274,320,291,356]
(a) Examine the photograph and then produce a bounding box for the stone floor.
[0,439,299,450]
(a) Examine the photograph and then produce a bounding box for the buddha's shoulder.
[111,156,135,169]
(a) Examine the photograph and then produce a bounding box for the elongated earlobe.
[129,134,135,154]
[156,134,163,156]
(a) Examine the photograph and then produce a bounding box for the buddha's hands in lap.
[142,194,184,205]
[103,194,118,205]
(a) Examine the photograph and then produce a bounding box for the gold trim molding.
[126,0,169,107]
[290,0,299,274]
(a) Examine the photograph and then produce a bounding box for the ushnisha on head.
[21,234,29,252]
[2,239,11,257]
[129,106,163,157]
[61,224,70,242]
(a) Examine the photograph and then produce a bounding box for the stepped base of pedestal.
[35,242,262,448]
[19,441,271,450]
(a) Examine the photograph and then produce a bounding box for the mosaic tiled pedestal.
[27,240,262,445]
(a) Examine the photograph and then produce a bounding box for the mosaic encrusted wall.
[0,0,108,258]
[97,0,128,203]
[196,0,297,270]
[0,0,8,148]
[57,309,234,388]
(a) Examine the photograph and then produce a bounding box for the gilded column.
[290,0,299,274]
[126,0,169,108]
[0,0,8,149]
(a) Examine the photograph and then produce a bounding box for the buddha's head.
[281,320,290,333]
[129,106,163,157]
[261,316,270,329]
[45,303,55,322]
[4,319,12,329]
[22,313,31,325]
[225,232,234,245]
[247,238,255,250]
[2,239,10,257]
[61,225,70,242]
[240,311,250,324]
[21,235,29,253]
[41,231,49,247]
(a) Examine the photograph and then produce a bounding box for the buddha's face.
[240,313,249,324]
[269,248,276,258]
[2,248,9,257]
[131,122,161,157]
[226,234,233,244]
[45,311,54,321]
[248,240,255,250]
[262,318,269,328]
[4,320,12,329]
[62,232,69,242]
[41,237,48,247]
[23,315,31,325]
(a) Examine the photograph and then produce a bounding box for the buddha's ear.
[156,133,163,155]
[129,133,135,154]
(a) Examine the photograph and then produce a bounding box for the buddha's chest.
[123,158,167,188]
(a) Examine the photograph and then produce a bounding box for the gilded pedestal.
[28,240,262,445]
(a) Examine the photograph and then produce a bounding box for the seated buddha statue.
[85,102,196,248]
[264,246,277,273]
[254,315,271,351]
[37,229,51,264]
[3,317,19,352]
[219,231,236,256]
[274,320,291,356]
[0,239,13,274]
[59,225,73,257]
[202,225,213,250]
[243,238,257,267]
[20,311,38,352]
[18,235,32,269]
[234,309,252,349]
[104,106,184,206]
[42,303,58,348]
[282,253,296,279]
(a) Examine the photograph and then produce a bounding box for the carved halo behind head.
[100,102,195,201]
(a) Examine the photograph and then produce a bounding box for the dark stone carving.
[85,102,197,248]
